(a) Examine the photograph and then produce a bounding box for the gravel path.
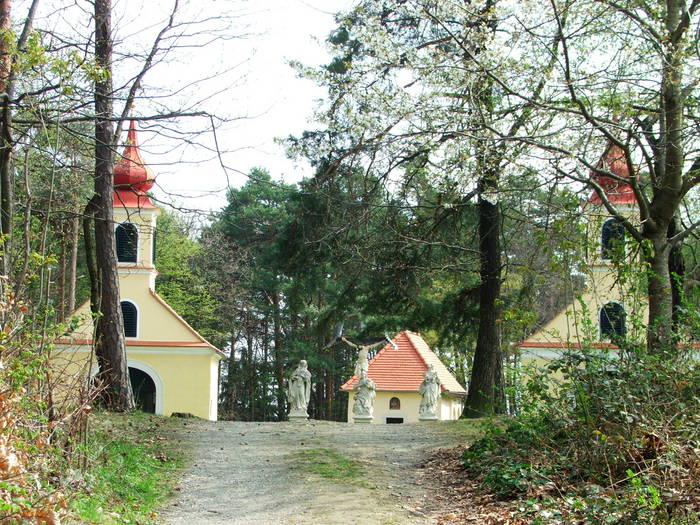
[163,419,462,525]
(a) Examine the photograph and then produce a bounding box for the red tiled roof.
[114,120,156,193]
[588,142,636,205]
[113,188,157,210]
[340,331,466,394]
[113,121,158,210]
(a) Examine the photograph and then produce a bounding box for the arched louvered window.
[600,302,626,340]
[116,223,138,262]
[121,301,138,338]
[601,218,625,259]
[389,397,400,410]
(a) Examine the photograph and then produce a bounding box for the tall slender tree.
[90,0,133,410]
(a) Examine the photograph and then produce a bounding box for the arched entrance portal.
[129,367,156,413]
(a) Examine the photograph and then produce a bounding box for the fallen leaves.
[415,446,526,525]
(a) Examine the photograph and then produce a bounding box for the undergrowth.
[462,346,700,524]
[0,292,78,524]
[68,412,187,524]
[0,287,188,524]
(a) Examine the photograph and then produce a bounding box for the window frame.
[116,222,139,263]
[601,218,625,260]
[120,300,139,338]
[600,301,626,340]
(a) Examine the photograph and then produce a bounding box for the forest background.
[5,0,700,422]
[4,0,700,521]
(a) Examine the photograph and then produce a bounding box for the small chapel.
[518,142,645,365]
[54,122,224,421]
[341,331,466,424]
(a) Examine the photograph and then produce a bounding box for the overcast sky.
[129,0,356,215]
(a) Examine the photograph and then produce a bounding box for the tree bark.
[272,290,285,421]
[464,183,504,417]
[223,333,238,419]
[67,214,80,314]
[56,222,67,320]
[83,198,100,315]
[0,0,12,279]
[644,234,674,351]
[642,0,685,351]
[92,0,133,411]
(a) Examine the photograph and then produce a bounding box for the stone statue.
[342,336,387,378]
[419,364,441,420]
[287,360,311,420]
[354,345,370,378]
[352,370,376,421]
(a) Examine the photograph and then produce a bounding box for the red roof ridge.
[340,331,466,394]
[404,331,466,394]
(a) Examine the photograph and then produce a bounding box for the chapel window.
[600,302,626,340]
[116,223,138,262]
[389,397,400,410]
[121,301,138,338]
[601,218,625,259]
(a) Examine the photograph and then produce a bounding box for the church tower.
[112,121,160,336]
[519,142,647,358]
[55,121,224,420]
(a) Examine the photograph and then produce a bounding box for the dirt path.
[163,419,470,525]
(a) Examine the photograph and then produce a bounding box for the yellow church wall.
[523,267,648,347]
[51,344,219,420]
[346,391,463,423]
[60,280,203,344]
[128,348,218,420]
[439,394,465,421]
[119,282,201,343]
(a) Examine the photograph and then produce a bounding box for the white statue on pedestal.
[352,370,376,418]
[287,360,311,420]
[419,364,440,420]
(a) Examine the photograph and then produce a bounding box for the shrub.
[462,344,700,522]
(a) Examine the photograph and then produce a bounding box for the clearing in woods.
[163,419,478,524]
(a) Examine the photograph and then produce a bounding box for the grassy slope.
[67,412,191,524]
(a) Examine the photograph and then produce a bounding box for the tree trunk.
[92,0,133,411]
[245,321,254,420]
[0,0,12,279]
[465,176,504,417]
[67,214,80,314]
[56,222,67,320]
[272,290,285,421]
[667,217,684,329]
[224,333,238,419]
[83,199,100,315]
[325,345,334,420]
[645,236,674,351]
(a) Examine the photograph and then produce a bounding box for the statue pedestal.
[353,415,373,424]
[288,409,309,421]
[419,415,439,422]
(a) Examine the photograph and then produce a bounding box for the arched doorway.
[129,367,156,413]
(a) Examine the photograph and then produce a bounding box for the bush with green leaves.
[462,344,700,522]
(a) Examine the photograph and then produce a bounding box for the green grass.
[291,448,362,481]
[435,416,498,441]
[68,411,189,524]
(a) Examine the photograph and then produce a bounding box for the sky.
[123,0,356,215]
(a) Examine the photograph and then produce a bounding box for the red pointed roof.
[588,142,636,204]
[340,331,466,394]
[113,120,157,209]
